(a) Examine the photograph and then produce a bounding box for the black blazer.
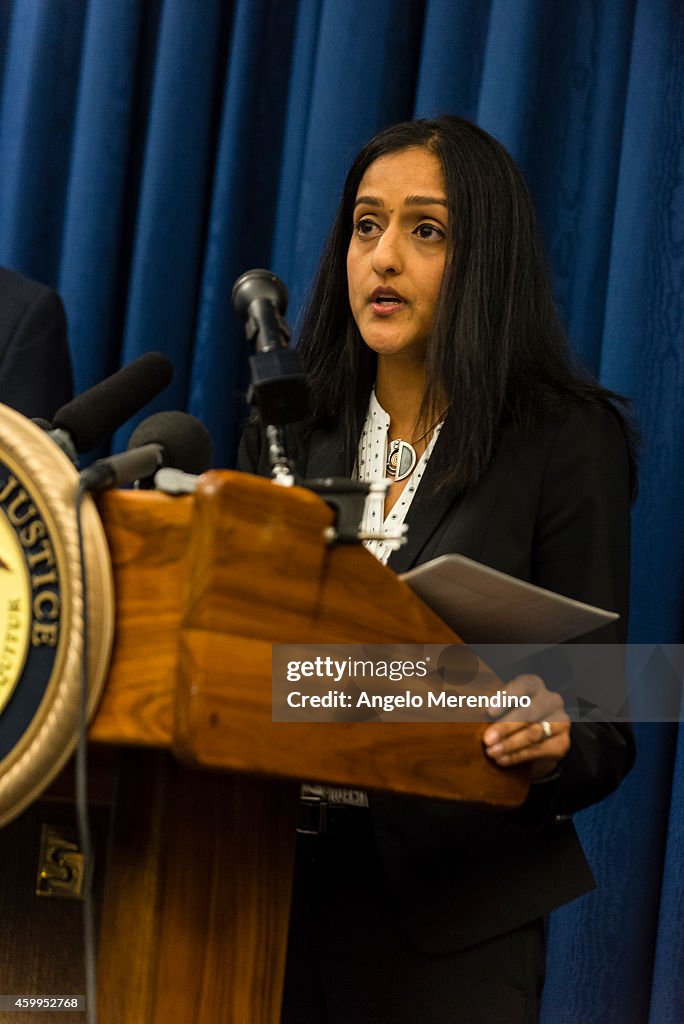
[238,399,635,952]
[0,267,74,420]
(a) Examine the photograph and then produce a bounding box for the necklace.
[386,414,445,482]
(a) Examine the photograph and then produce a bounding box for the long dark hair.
[296,115,637,494]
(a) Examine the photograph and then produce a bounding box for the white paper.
[400,554,618,644]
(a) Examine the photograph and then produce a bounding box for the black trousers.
[281,812,546,1024]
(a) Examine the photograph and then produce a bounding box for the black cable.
[75,481,98,1024]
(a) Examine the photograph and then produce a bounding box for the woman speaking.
[239,115,635,1024]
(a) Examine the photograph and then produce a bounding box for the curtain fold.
[188,0,300,464]
[414,0,491,121]
[0,1,681,1019]
[0,1,85,281]
[273,0,425,321]
[601,0,684,644]
[58,0,144,394]
[115,0,226,438]
[649,713,684,1023]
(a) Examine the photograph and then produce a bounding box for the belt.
[297,794,371,836]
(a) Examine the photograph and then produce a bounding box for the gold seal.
[0,510,31,714]
[0,404,114,827]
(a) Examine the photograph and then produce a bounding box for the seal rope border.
[0,404,114,827]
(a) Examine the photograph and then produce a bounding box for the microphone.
[128,410,213,475]
[231,269,309,426]
[80,410,213,492]
[231,268,290,353]
[49,352,174,455]
[80,444,163,491]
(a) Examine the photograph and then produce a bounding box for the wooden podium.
[79,471,526,1023]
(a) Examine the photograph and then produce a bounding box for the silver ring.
[540,720,553,740]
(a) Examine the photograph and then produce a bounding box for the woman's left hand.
[482,674,571,780]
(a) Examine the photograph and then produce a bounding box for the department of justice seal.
[0,404,114,827]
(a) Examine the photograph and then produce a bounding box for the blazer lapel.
[304,422,348,479]
[388,431,463,574]
[302,417,462,573]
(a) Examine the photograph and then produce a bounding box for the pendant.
[387,439,417,482]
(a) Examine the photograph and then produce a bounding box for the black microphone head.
[32,417,52,431]
[53,352,174,453]
[231,269,288,320]
[128,411,213,475]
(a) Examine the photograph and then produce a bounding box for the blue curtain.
[0,1,682,1019]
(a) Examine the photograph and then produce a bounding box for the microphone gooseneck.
[32,419,79,462]
[231,268,309,441]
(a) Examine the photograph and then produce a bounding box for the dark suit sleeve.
[524,402,635,819]
[236,421,262,473]
[0,271,74,420]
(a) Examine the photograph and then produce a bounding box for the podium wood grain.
[174,472,527,806]
[85,473,527,1024]
[90,490,193,747]
[96,751,298,1024]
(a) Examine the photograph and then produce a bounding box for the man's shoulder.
[0,266,55,303]
[0,267,61,337]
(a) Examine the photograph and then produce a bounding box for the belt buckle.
[296,795,328,835]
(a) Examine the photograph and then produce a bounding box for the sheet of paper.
[400,554,618,644]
